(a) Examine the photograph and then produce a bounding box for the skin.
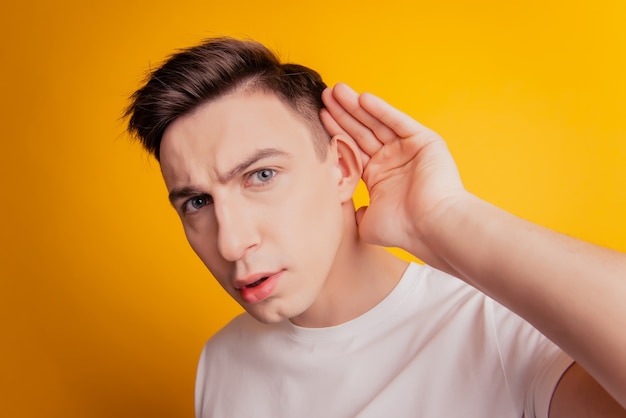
[320,82,626,417]
[159,89,407,328]
[156,80,625,416]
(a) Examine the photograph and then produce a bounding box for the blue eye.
[252,169,275,184]
[185,195,212,212]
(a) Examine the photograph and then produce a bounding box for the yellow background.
[1,0,624,416]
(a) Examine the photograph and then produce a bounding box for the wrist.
[408,191,484,274]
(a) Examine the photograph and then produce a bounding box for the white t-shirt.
[195,263,573,418]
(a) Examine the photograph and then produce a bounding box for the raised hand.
[321,83,466,256]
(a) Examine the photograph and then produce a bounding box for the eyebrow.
[167,148,290,205]
[219,148,290,183]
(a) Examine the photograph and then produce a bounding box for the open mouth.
[245,277,269,288]
[237,272,281,304]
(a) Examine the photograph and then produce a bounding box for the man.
[125,37,626,417]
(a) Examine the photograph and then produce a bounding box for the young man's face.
[159,90,347,324]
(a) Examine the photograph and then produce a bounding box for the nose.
[214,199,259,262]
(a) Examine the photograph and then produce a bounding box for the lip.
[236,270,283,304]
[234,271,280,290]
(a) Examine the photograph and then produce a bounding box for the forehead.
[159,90,319,184]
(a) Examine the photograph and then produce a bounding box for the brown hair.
[125,37,330,161]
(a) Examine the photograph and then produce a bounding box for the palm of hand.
[321,83,465,252]
[359,132,463,251]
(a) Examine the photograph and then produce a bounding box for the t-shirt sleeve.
[524,350,574,418]
[488,298,574,418]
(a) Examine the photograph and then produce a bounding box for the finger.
[355,206,368,227]
[359,92,436,142]
[332,83,398,144]
[319,107,345,137]
[322,87,382,157]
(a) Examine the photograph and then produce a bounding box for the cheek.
[183,221,223,270]
[281,173,343,246]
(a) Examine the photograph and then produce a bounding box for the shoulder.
[198,312,291,366]
[409,263,490,312]
[201,313,269,353]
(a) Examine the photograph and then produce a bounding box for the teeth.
[246,277,268,288]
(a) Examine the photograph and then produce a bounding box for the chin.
[244,300,307,325]
[246,309,289,325]
[249,314,286,325]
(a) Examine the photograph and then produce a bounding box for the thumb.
[355,206,368,227]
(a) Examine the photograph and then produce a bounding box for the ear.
[331,134,364,202]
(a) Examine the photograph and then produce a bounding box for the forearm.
[413,192,626,407]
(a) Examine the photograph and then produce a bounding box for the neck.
[290,209,409,328]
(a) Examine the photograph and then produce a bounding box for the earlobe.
[333,134,363,202]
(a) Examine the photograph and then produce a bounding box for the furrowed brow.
[167,148,290,206]
[218,148,290,183]
[168,187,204,206]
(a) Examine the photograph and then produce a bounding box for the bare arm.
[550,363,625,418]
[423,190,626,413]
[321,83,626,414]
